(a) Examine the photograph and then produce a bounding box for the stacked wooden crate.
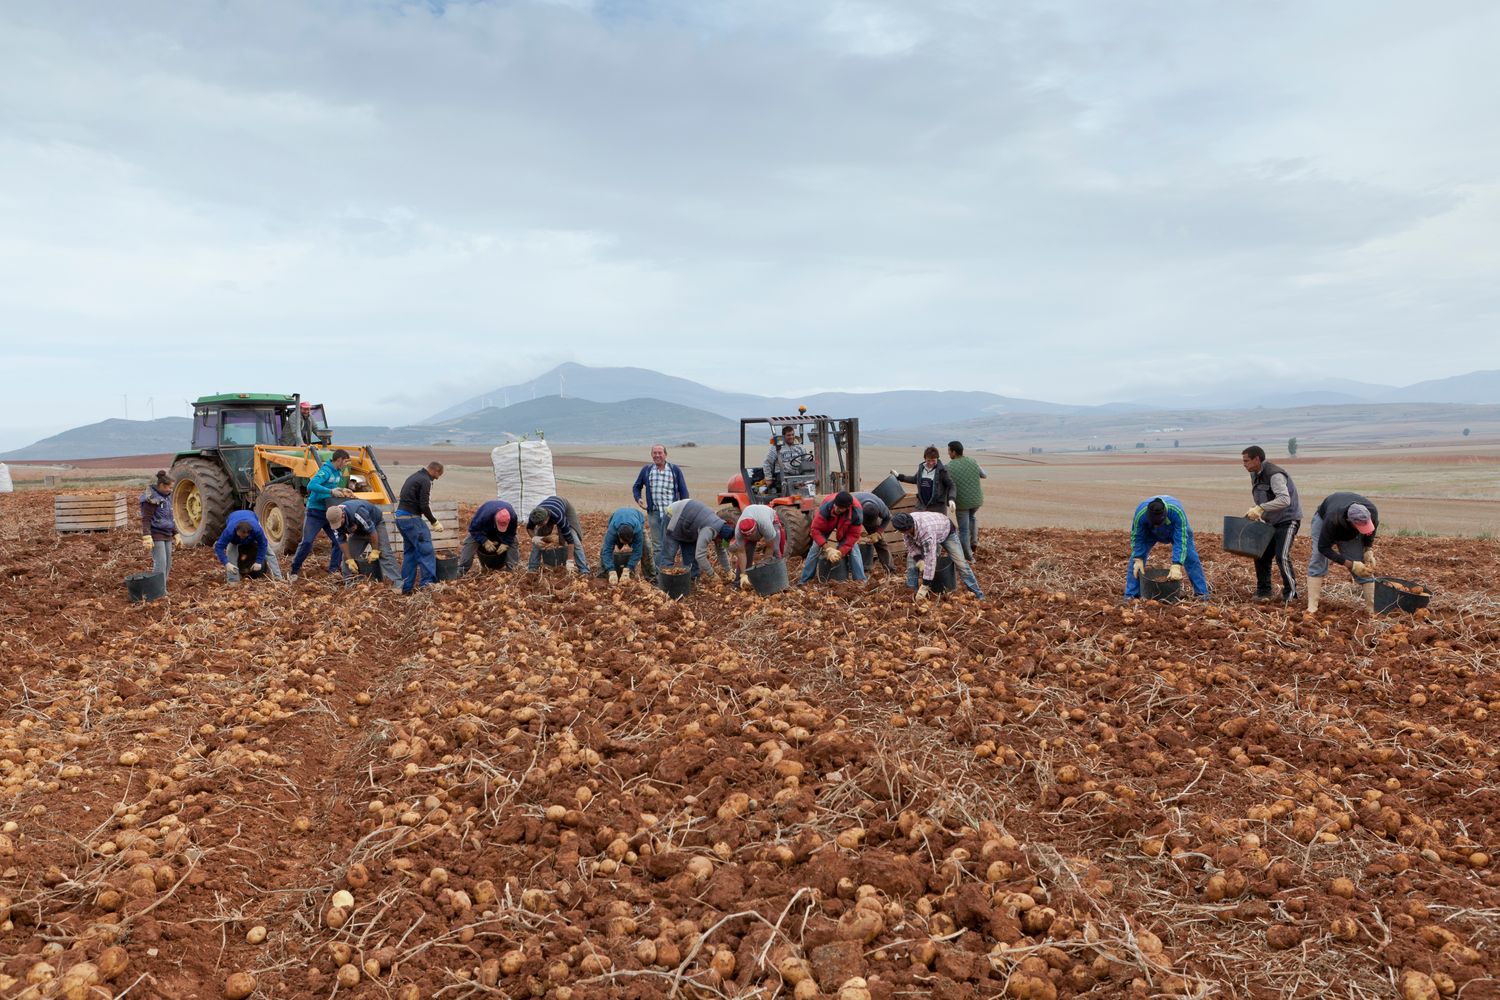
[54,493,128,533]
[379,501,461,559]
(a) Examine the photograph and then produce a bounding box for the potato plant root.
[0,490,1497,998]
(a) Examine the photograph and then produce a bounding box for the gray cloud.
[2,0,1498,447]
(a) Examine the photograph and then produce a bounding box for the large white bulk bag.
[491,440,556,517]
[0,463,12,493]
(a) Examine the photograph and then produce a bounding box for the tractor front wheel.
[170,458,233,548]
[777,506,811,560]
[255,484,305,556]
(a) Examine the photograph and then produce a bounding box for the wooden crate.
[380,502,461,556]
[54,493,128,533]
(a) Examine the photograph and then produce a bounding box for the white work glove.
[608,570,619,585]
[619,567,631,581]
[173,533,183,548]
[141,536,154,553]
[1131,558,1145,579]
[251,562,263,573]
[825,545,842,565]
[915,584,931,600]
[1168,564,1184,581]
[889,469,899,477]
[565,562,577,576]
[914,559,924,576]
[739,576,753,591]
[1244,506,1264,522]
[1350,561,1370,578]
[429,521,444,536]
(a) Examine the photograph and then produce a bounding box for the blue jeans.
[904,532,983,598]
[956,508,979,561]
[1306,512,1367,579]
[646,510,668,572]
[799,543,866,583]
[291,506,343,575]
[396,515,437,593]
[1124,537,1209,599]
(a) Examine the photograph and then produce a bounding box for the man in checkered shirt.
[631,444,689,574]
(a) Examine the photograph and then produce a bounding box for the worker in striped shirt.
[631,445,689,574]
[890,511,984,600]
[526,495,590,574]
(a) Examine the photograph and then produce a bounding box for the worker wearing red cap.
[728,503,786,589]
[1307,492,1379,614]
[800,491,866,584]
[459,499,519,574]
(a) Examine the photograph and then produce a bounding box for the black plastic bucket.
[538,546,569,568]
[873,475,905,509]
[1141,567,1180,603]
[1373,577,1432,614]
[928,553,957,593]
[435,555,460,582]
[745,559,789,596]
[658,569,695,600]
[814,555,849,582]
[125,571,166,603]
[476,549,511,572]
[1222,516,1274,557]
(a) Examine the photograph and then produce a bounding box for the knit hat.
[738,517,760,537]
[891,513,914,532]
[718,522,735,540]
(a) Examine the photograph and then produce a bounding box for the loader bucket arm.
[253,445,395,506]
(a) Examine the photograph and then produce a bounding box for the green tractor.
[169,393,395,554]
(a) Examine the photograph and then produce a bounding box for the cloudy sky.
[3,0,1498,448]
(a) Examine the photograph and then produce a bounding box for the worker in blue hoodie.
[459,499,519,574]
[1125,495,1209,600]
[290,449,353,580]
[213,510,282,583]
[600,506,651,584]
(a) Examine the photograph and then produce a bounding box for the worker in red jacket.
[799,491,866,584]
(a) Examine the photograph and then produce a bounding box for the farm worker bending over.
[214,510,282,583]
[290,449,354,580]
[1307,492,1379,615]
[326,501,399,589]
[1241,446,1302,604]
[852,491,897,573]
[729,503,785,589]
[1126,496,1209,600]
[394,462,445,594]
[799,492,867,585]
[460,499,519,575]
[893,446,958,529]
[763,426,815,487]
[891,511,984,600]
[662,499,733,579]
[139,470,180,584]
[526,495,590,574]
[601,506,650,584]
[631,444,689,574]
[946,441,988,561]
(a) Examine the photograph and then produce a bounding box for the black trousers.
[1255,519,1300,599]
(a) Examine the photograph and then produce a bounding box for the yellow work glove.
[914,559,924,575]
[608,570,619,585]
[1168,564,1183,581]
[1362,550,1377,570]
[368,547,380,559]
[429,521,444,536]
[619,567,630,581]
[1244,506,1264,522]
[1131,558,1145,579]
[826,546,843,565]
[495,543,508,557]
[916,584,931,600]
[739,576,753,591]
[173,533,183,548]
[1350,561,1370,578]
[141,535,154,553]
[481,540,496,553]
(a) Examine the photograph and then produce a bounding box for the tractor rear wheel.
[778,506,811,560]
[255,484,305,556]
[170,458,233,548]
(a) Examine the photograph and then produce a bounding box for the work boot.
[1306,577,1322,614]
[1254,589,1274,603]
[1362,581,1376,615]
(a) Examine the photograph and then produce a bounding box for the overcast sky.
[3,1,1498,448]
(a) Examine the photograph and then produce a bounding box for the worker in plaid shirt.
[631,444,689,574]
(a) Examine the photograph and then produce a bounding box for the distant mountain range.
[5,363,1498,461]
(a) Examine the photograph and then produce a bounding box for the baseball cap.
[494,509,512,531]
[1347,503,1374,534]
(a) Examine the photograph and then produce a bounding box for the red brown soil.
[1,490,1497,999]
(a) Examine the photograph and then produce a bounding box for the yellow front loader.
[250,445,396,554]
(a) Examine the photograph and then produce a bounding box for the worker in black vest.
[1241,446,1303,604]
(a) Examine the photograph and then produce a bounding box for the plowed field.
[1,492,1496,1000]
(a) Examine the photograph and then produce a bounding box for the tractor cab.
[189,393,305,493]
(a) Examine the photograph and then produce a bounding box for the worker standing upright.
[631,445,688,574]
[1240,446,1302,604]
[394,461,445,594]
[290,449,353,580]
[139,470,179,585]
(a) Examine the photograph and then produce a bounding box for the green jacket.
[947,456,985,510]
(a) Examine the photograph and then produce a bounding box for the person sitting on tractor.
[662,499,734,579]
[214,510,282,583]
[460,499,519,575]
[327,500,400,589]
[853,490,897,573]
[729,503,786,589]
[799,491,867,585]
[601,506,650,584]
[762,425,815,494]
[526,495,590,574]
